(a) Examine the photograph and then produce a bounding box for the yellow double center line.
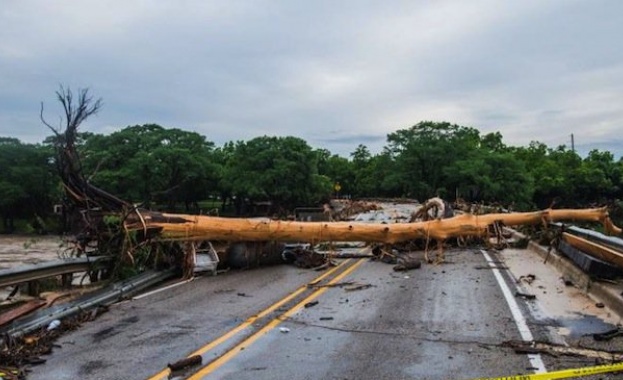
[148,258,365,380]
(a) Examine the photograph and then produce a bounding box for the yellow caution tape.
[472,362,623,380]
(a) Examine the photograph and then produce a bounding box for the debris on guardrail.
[46,320,61,331]
[0,315,82,372]
[0,300,46,328]
[0,365,22,380]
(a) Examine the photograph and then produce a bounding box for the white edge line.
[132,277,195,300]
[481,249,547,373]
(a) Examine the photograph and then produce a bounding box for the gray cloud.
[1,0,622,158]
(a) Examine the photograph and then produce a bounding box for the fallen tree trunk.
[126,207,620,244]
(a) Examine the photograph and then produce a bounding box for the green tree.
[512,143,576,207]
[0,138,57,232]
[385,121,481,200]
[316,148,355,198]
[224,136,331,215]
[570,149,618,205]
[80,124,218,211]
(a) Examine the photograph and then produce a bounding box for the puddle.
[557,312,619,338]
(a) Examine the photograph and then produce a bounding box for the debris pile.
[329,200,381,221]
[0,311,96,378]
[281,246,329,269]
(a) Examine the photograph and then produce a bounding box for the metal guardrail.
[550,223,623,252]
[0,256,111,288]
[1,269,177,338]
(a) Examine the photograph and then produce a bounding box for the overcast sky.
[1,0,622,157]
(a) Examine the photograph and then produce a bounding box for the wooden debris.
[393,260,421,271]
[514,292,536,300]
[168,355,202,371]
[344,284,375,291]
[308,281,355,289]
[517,274,536,285]
[503,340,623,361]
[0,300,46,327]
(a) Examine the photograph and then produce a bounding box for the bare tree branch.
[39,102,60,136]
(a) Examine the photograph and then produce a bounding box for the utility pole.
[571,133,575,153]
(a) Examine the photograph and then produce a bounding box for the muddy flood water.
[0,235,66,270]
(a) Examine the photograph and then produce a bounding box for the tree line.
[1,121,622,233]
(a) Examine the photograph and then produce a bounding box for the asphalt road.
[27,247,623,380]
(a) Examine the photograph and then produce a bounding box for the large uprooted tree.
[42,87,623,276]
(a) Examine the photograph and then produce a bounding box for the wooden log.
[0,300,46,327]
[125,207,619,244]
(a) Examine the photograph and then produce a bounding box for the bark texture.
[124,207,620,244]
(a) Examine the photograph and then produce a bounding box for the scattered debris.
[308,281,355,289]
[0,310,98,371]
[43,292,72,307]
[514,292,536,300]
[393,259,422,272]
[503,340,623,361]
[282,247,327,269]
[409,197,454,222]
[330,253,375,259]
[304,301,319,308]
[46,320,61,331]
[593,327,623,341]
[213,288,236,294]
[0,300,46,327]
[0,366,22,380]
[344,284,375,292]
[517,274,536,285]
[168,355,202,371]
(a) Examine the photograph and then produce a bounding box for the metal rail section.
[550,223,623,252]
[0,256,111,288]
[1,269,177,338]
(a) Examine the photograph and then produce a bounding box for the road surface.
[27,247,623,380]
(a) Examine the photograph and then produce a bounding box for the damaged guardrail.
[549,223,623,279]
[551,223,623,252]
[0,256,111,289]
[1,269,176,338]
